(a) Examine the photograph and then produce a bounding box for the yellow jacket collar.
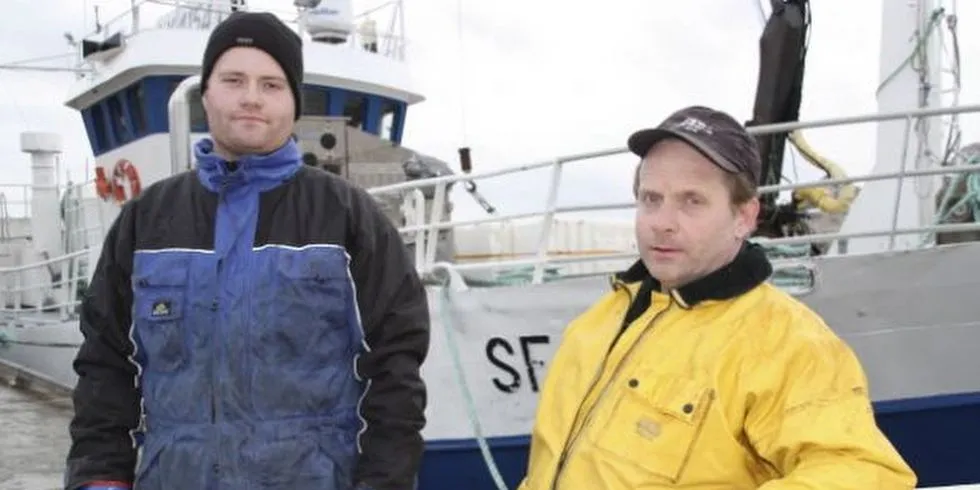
[613,242,773,309]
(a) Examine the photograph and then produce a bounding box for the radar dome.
[303,0,354,44]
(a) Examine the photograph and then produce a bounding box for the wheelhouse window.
[303,86,329,116]
[166,80,207,132]
[343,94,366,129]
[91,105,108,151]
[79,76,409,156]
[379,98,398,140]
[107,95,132,143]
[126,84,147,134]
[188,87,208,132]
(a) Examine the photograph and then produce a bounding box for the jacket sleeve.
[65,202,142,490]
[744,327,918,490]
[347,187,430,490]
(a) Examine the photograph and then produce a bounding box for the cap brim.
[627,128,740,174]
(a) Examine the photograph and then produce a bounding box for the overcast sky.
[0,0,978,222]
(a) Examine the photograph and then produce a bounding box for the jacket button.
[628,379,638,388]
[682,403,694,414]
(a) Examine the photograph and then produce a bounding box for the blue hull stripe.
[417,392,980,489]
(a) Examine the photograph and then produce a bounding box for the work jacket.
[65,138,430,490]
[519,243,917,489]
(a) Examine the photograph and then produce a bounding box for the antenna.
[131,0,139,33]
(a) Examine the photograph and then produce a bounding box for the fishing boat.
[1,0,978,488]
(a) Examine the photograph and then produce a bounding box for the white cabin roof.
[63,0,424,110]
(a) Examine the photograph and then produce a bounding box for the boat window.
[303,86,329,116]
[91,105,109,151]
[379,98,398,140]
[107,95,132,143]
[343,94,366,129]
[126,84,147,135]
[188,87,208,132]
[167,80,208,132]
[78,76,411,156]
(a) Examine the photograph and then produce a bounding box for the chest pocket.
[133,264,190,374]
[591,372,715,483]
[259,249,354,367]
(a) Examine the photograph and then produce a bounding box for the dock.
[0,374,72,490]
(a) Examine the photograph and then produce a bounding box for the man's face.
[634,139,759,289]
[201,47,295,159]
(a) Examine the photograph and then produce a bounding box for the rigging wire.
[0,52,75,67]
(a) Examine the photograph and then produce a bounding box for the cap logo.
[674,117,713,135]
[236,36,254,45]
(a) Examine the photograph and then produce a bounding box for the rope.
[0,329,81,349]
[759,243,815,291]
[936,155,980,221]
[923,154,980,246]
[436,284,509,490]
[0,338,82,349]
[486,265,561,286]
[876,7,945,95]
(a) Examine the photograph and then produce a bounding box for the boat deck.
[0,378,72,490]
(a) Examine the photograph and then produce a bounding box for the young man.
[518,106,917,489]
[64,12,429,490]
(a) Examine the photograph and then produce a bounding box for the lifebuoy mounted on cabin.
[95,159,142,203]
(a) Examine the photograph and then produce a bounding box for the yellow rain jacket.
[519,243,917,489]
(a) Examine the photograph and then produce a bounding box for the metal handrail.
[366,103,980,283]
[71,0,409,68]
[368,103,980,197]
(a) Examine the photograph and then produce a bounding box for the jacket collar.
[614,241,773,308]
[194,137,302,194]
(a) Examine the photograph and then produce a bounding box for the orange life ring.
[95,159,142,203]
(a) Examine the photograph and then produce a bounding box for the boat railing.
[0,181,92,217]
[0,179,107,321]
[0,192,10,242]
[72,0,408,71]
[367,103,980,287]
[0,185,30,220]
[0,249,90,322]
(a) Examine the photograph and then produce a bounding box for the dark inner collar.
[616,241,773,310]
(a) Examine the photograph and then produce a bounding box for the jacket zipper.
[211,258,221,424]
[550,298,673,490]
[543,285,634,489]
[547,283,635,470]
[212,178,230,425]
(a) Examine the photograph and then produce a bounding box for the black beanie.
[200,12,304,120]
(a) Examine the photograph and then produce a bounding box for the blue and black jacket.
[64,137,430,490]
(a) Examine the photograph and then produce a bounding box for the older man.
[518,106,917,489]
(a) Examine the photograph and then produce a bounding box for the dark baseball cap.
[627,106,762,186]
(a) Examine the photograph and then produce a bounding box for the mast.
[831,0,944,255]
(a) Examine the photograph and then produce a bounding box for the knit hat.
[200,12,304,120]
